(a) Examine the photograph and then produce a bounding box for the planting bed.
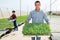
[22,23,51,35]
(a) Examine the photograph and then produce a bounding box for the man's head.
[35,1,41,11]
[12,10,15,14]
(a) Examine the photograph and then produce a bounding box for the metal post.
[7,8,10,16]
[0,8,4,18]
[20,0,21,17]
[27,6,29,16]
[50,0,57,18]
[50,0,51,18]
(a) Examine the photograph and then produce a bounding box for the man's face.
[35,3,40,10]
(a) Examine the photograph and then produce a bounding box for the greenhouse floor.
[0,24,50,40]
[0,24,60,40]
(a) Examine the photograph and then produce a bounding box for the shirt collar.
[35,9,41,12]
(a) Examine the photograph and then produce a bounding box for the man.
[10,10,18,31]
[27,1,49,24]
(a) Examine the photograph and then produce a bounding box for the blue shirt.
[27,10,49,23]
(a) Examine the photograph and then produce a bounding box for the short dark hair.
[35,1,40,5]
[12,10,15,13]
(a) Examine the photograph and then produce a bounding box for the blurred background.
[0,0,60,18]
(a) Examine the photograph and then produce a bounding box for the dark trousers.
[13,20,18,31]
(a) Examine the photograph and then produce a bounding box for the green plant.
[0,16,27,29]
[22,23,51,35]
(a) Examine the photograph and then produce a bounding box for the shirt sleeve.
[43,11,49,24]
[26,12,32,22]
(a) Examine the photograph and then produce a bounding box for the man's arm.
[43,12,49,24]
[26,12,32,23]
